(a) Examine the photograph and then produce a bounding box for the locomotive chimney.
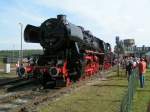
[57,15,67,23]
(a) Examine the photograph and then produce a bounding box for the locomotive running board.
[85,50,104,55]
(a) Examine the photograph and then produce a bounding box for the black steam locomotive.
[24,15,111,87]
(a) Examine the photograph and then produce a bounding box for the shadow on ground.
[92,84,127,88]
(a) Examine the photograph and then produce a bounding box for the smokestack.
[57,14,67,23]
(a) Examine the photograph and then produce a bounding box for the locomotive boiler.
[24,15,111,87]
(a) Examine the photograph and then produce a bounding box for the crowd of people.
[122,56,147,88]
[15,55,148,88]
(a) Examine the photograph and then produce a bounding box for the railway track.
[0,79,42,112]
[0,78,38,92]
[15,66,118,112]
[0,85,59,112]
[0,76,92,112]
[0,78,24,87]
[5,79,38,92]
[0,66,117,112]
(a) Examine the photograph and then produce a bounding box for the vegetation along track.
[0,66,117,112]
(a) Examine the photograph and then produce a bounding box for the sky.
[0,0,150,50]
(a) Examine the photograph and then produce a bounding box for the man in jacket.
[138,58,147,88]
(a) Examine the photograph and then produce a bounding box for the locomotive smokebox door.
[24,25,40,43]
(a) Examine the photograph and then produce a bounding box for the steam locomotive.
[24,15,112,87]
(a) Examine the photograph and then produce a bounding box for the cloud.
[1,0,150,50]
[36,0,150,47]
[0,0,46,50]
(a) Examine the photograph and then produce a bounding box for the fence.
[120,68,139,112]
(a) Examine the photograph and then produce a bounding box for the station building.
[117,38,150,57]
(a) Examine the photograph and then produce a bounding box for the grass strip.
[132,69,150,112]
[39,70,128,112]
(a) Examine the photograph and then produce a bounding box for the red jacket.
[139,61,146,74]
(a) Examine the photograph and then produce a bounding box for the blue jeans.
[139,75,144,88]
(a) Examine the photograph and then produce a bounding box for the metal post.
[19,23,23,64]
[116,36,120,76]
[134,45,136,57]
[12,44,15,63]
[117,47,120,76]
